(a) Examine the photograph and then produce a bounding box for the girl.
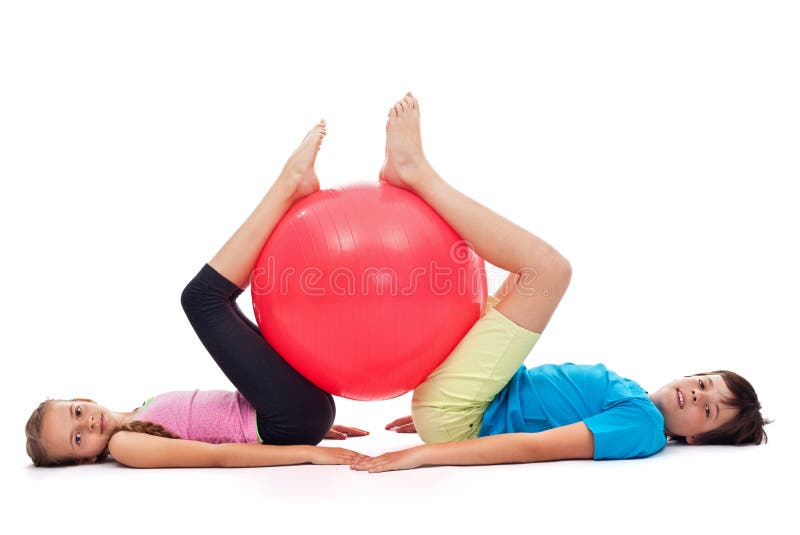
[26,119,370,468]
[351,92,769,473]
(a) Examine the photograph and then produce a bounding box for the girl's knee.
[180,276,226,320]
[180,280,207,319]
[180,281,197,311]
[181,264,240,317]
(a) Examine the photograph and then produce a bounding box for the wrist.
[413,444,432,465]
[300,445,316,463]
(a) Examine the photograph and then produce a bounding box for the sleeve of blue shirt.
[583,399,667,460]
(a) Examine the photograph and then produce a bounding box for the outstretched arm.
[109,431,366,469]
[351,422,594,473]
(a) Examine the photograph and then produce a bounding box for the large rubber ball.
[251,182,487,400]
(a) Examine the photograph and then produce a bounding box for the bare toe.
[281,119,325,199]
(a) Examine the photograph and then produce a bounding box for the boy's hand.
[324,424,370,440]
[385,415,417,433]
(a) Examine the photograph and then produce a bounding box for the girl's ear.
[686,436,698,445]
[72,398,96,404]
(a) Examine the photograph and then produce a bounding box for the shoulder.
[599,396,664,427]
[584,400,666,458]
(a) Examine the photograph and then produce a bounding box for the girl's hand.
[324,424,370,440]
[385,415,417,433]
[308,446,369,465]
[350,446,426,473]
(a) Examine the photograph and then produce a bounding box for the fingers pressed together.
[325,416,423,473]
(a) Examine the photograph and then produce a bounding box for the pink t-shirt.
[134,390,260,444]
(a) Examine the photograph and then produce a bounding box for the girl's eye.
[76,406,82,417]
[75,433,81,445]
[705,405,710,418]
[698,379,705,390]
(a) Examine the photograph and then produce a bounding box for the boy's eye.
[698,379,705,389]
[75,433,81,445]
[76,406,82,416]
[705,405,710,418]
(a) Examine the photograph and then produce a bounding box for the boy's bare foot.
[379,92,435,191]
[281,119,326,202]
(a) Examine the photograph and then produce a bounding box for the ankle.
[273,172,303,200]
[401,160,439,193]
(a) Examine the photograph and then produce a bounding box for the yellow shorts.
[411,295,542,443]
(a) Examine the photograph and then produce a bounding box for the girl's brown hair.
[25,399,180,467]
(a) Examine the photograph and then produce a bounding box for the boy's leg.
[379,93,570,441]
[379,93,571,334]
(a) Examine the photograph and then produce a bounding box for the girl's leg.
[209,120,327,290]
[182,121,335,446]
[181,265,334,445]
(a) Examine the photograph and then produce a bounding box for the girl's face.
[650,374,739,443]
[40,399,117,463]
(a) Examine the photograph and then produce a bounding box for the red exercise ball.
[251,182,487,400]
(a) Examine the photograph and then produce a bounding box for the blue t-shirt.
[478,363,666,459]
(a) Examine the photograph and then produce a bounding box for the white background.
[2,1,797,533]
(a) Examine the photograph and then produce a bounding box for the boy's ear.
[72,398,96,404]
[686,436,697,445]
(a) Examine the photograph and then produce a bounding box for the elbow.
[111,454,155,469]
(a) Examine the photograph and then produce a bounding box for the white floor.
[10,393,795,534]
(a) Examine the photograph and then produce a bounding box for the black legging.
[180,263,335,446]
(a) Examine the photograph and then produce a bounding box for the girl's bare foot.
[379,92,435,191]
[280,119,326,202]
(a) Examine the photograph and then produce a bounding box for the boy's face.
[650,374,739,443]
